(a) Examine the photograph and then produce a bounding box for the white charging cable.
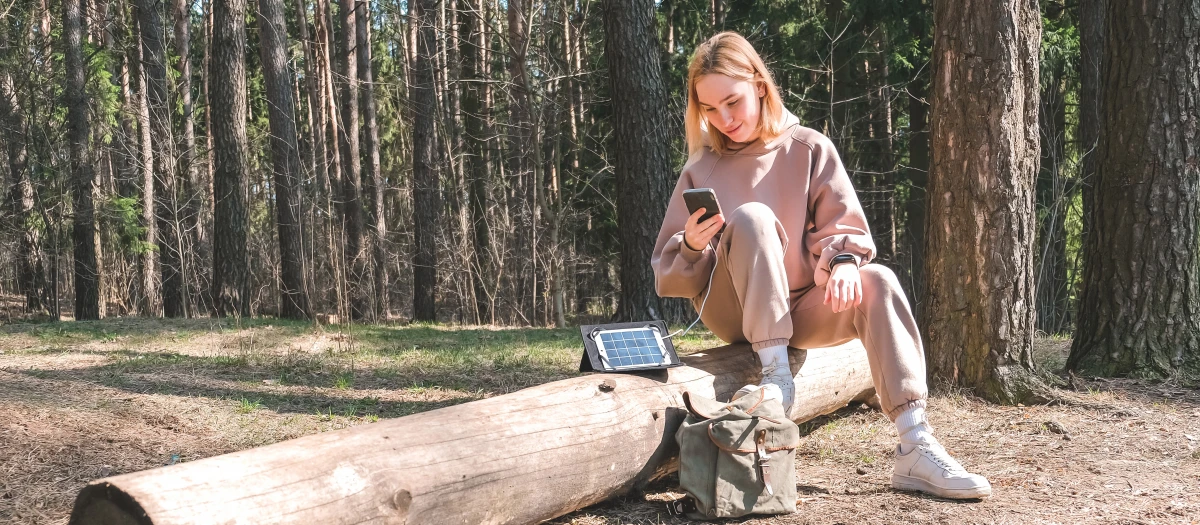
[665,246,719,340]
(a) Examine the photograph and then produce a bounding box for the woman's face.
[695,73,766,144]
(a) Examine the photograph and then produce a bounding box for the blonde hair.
[685,32,786,155]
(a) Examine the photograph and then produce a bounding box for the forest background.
[0,0,1195,386]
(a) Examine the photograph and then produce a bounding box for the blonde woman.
[651,32,991,500]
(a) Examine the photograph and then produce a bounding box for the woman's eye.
[705,107,716,113]
[729,99,740,107]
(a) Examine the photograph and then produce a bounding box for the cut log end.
[69,482,151,525]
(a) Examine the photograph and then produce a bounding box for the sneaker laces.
[760,357,791,383]
[918,444,967,473]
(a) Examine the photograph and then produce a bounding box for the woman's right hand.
[683,208,725,251]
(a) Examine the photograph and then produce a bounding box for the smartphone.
[682,188,725,232]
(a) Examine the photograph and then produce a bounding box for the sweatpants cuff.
[750,338,791,352]
[885,398,928,421]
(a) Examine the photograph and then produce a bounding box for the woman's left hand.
[823,264,862,313]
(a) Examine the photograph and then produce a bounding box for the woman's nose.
[717,108,732,125]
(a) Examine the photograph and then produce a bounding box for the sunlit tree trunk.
[357,0,388,319]
[602,0,689,324]
[258,0,312,319]
[412,0,441,321]
[137,0,187,317]
[65,0,104,320]
[925,0,1043,403]
[209,0,250,317]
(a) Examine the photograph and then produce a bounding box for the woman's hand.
[683,208,725,251]
[824,263,862,313]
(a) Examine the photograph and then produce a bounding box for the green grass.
[236,398,264,414]
[7,318,726,418]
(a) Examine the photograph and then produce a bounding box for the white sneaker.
[733,362,795,415]
[892,443,992,499]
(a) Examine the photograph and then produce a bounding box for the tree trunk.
[173,0,208,313]
[1068,0,1200,376]
[137,0,187,318]
[412,0,440,322]
[0,71,48,313]
[1035,65,1070,335]
[65,0,104,320]
[462,0,492,324]
[506,0,534,324]
[357,0,388,319]
[209,0,250,317]
[603,0,689,324]
[130,6,162,317]
[258,0,312,320]
[901,0,929,316]
[69,342,875,525]
[336,0,370,320]
[1078,0,1106,251]
[924,0,1042,403]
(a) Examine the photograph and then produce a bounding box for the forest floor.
[1,294,1197,525]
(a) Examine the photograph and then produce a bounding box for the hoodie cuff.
[679,235,711,264]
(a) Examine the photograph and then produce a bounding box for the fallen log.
[70,342,875,525]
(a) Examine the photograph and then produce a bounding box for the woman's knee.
[859,264,903,300]
[726,202,778,230]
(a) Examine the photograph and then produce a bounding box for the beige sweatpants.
[694,203,928,420]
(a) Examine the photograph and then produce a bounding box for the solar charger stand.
[579,320,683,373]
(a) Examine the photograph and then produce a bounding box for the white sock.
[895,405,938,454]
[755,344,789,369]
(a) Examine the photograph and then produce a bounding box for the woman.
[651,32,991,500]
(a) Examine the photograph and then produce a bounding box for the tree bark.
[1069,0,1200,376]
[412,0,440,322]
[0,71,48,313]
[209,0,250,317]
[137,0,187,318]
[603,0,689,324]
[901,0,930,317]
[257,0,312,319]
[65,0,104,320]
[506,0,534,323]
[356,0,388,319]
[336,0,370,320]
[173,0,209,313]
[1078,0,1106,252]
[130,5,162,317]
[462,0,493,324]
[69,342,875,525]
[925,0,1043,403]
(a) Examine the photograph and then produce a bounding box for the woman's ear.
[756,80,766,98]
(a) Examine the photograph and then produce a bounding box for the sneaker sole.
[891,474,992,500]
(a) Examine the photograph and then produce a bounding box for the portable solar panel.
[578,320,682,373]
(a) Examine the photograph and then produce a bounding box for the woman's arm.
[652,172,717,299]
[806,134,877,287]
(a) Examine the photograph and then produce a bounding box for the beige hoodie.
[652,111,876,300]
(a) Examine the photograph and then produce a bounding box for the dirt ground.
[1,299,1197,524]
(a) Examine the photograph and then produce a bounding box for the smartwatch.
[829,253,858,271]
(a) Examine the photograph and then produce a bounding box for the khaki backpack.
[671,388,800,519]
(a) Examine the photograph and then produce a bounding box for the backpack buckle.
[756,429,774,495]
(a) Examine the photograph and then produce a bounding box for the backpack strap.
[706,422,798,453]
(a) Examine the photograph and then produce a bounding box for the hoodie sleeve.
[807,134,876,287]
[651,169,716,299]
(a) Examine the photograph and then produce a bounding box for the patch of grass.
[236,398,263,414]
[315,407,334,421]
[333,372,354,390]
